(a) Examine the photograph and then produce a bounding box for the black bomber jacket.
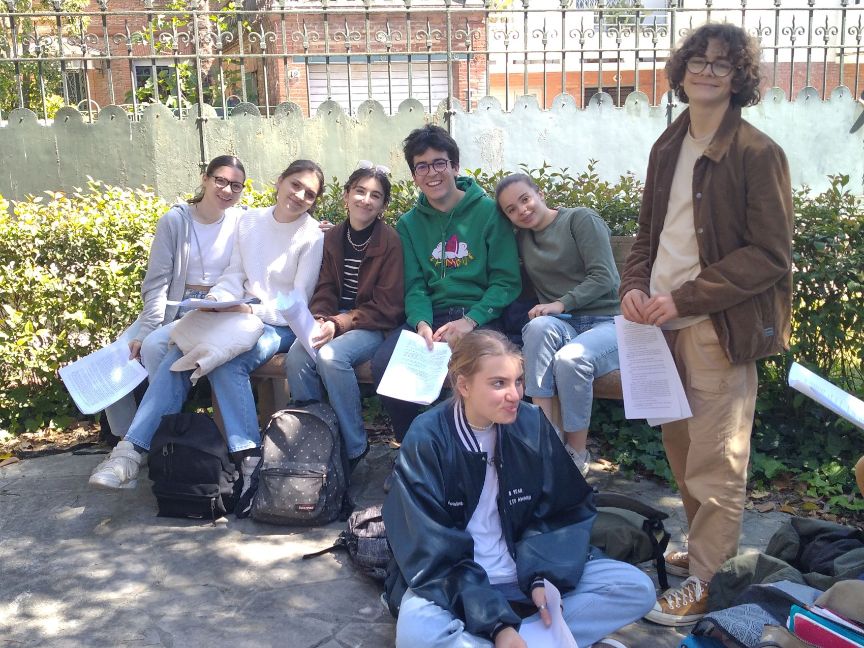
[382,401,597,639]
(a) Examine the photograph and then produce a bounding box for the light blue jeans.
[395,558,655,647]
[283,328,384,459]
[521,315,619,432]
[104,320,175,437]
[125,324,296,453]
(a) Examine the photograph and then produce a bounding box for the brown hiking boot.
[665,550,690,577]
[644,576,709,627]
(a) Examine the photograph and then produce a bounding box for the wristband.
[416,321,430,333]
[463,315,478,330]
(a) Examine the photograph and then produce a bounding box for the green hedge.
[1,169,861,510]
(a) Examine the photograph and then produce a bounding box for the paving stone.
[0,448,791,647]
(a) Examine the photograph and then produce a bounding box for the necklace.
[346,225,372,252]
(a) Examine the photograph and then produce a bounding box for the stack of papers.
[518,580,577,647]
[614,316,691,426]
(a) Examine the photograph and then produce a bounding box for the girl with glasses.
[90,159,326,492]
[100,154,246,441]
[285,163,404,473]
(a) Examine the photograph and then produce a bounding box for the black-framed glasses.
[413,158,452,177]
[209,174,244,193]
[686,56,734,78]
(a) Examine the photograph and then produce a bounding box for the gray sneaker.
[565,446,591,477]
[88,440,142,490]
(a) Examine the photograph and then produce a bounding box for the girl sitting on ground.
[102,154,246,440]
[284,162,404,472]
[495,173,621,476]
[383,329,654,648]
[89,159,326,490]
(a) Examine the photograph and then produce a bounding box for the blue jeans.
[104,320,175,438]
[521,315,619,432]
[126,324,296,453]
[283,328,384,460]
[395,558,655,647]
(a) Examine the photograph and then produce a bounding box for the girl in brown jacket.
[285,163,404,469]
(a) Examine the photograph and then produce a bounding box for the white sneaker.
[565,446,591,477]
[88,440,143,490]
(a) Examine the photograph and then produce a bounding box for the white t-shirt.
[454,403,518,585]
[650,128,714,330]
[188,212,237,286]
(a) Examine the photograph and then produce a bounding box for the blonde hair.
[448,330,523,401]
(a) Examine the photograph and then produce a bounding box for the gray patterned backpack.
[250,402,351,526]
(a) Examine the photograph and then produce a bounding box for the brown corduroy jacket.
[620,106,794,363]
[310,220,405,336]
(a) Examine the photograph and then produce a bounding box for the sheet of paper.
[376,330,451,405]
[58,339,148,415]
[165,297,255,310]
[788,362,864,430]
[275,290,319,358]
[614,315,691,424]
[518,579,577,648]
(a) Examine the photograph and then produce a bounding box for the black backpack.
[302,505,392,580]
[590,492,672,589]
[147,412,239,522]
[250,402,351,526]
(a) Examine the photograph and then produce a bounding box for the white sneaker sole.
[665,562,690,578]
[643,607,705,627]
[88,475,138,490]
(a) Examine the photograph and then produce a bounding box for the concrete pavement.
[0,445,788,647]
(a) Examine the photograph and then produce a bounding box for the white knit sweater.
[208,206,324,326]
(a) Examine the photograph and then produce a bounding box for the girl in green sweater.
[496,173,620,476]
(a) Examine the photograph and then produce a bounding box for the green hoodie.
[396,177,521,328]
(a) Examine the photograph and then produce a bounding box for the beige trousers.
[662,319,758,582]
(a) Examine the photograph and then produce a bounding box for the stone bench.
[249,235,635,425]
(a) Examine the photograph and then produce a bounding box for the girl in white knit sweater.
[90,160,326,491]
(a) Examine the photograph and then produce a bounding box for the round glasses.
[413,158,453,177]
[209,174,244,193]
[686,56,734,78]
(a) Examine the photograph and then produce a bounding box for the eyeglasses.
[413,158,453,177]
[686,56,734,78]
[358,160,391,175]
[209,174,244,193]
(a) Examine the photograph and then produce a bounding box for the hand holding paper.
[377,330,452,405]
[614,315,691,425]
[59,339,148,414]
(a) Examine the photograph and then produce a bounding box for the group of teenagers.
[87,23,794,648]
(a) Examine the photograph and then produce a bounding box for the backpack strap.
[596,491,671,589]
[302,532,348,560]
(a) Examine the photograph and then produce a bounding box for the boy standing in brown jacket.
[620,23,793,626]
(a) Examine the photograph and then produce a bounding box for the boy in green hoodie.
[371,125,521,441]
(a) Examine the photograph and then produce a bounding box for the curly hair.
[666,23,762,108]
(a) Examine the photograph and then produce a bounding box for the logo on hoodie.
[431,235,474,269]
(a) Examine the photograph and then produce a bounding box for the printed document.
[788,362,864,430]
[376,330,451,405]
[166,297,255,310]
[614,315,691,425]
[275,290,319,358]
[518,580,577,647]
[59,339,148,415]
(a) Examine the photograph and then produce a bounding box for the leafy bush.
[0,182,167,432]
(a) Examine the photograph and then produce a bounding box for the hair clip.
[357,160,391,175]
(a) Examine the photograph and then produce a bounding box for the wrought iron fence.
[1,0,863,123]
